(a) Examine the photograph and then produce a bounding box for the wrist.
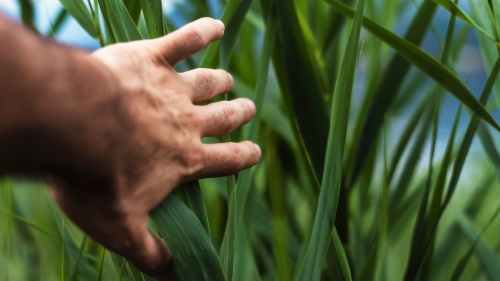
[0,24,123,181]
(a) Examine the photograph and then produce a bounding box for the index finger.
[155,18,224,66]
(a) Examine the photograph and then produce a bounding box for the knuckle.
[185,27,205,50]
[228,143,244,171]
[214,103,236,134]
[195,71,216,99]
[179,109,200,130]
[179,145,205,177]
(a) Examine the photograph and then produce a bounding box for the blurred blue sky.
[0,0,182,49]
[0,0,99,49]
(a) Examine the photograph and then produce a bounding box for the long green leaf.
[432,0,498,43]
[326,0,499,130]
[295,0,364,279]
[450,202,500,280]
[199,0,248,69]
[442,57,500,210]
[236,10,276,223]
[219,0,253,69]
[217,2,254,280]
[177,181,210,235]
[477,123,500,178]
[345,0,437,189]
[273,0,329,182]
[60,0,97,38]
[151,195,225,281]
[96,0,115,44]
[140,0,165,38]
[456,211,500,280]
[123,0,142,24]
[389,108,432,210]
[105,0,142,42]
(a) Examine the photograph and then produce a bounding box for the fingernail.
[245,99,256,116]
[254,143,262,158]
[215,19,225,34]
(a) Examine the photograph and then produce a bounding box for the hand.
[47,18,261,279]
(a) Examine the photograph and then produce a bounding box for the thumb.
[151,17,224,66]
[117,228,173,280]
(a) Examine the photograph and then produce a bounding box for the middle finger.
[179,68,233,103]
[197,98,256,137]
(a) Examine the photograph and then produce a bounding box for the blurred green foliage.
[2,0,500,280]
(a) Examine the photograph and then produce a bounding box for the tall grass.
[2,0,500,280]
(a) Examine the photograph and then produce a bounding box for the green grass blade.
[432,0,498,42]
[404,105,462,280]
[375,123,390,281]
[125,263,146,281]
[105,0,142,42]
[450,203,500,280]
[477,123,500,177]
[220,176,236,281]
[151,195,225,281]
[345,0,437,188]
[295,0,364,279]
[96,0,116,44]
[96,249,106,281]
[403,9,460,276]
[46,8,69,37]
[230,12,276,281]
[219,0,252,69]
[217,2,253,279]
[476,0,500,40]
[456,211,500,280]
[235,11,276,221]
[326,0,499,131]
[389,108,433,210]
[410,57,500,281]
[60,0,97,38]
[428,106,461,225]
[0,205,54,237]
[388,95,431,182]
[177,181,210,235]
[69,235,87,281]
[110,253,136,280]
[140,0,165,38]
[273,0,329,181]
[332,226,352,281]
[60,219,65,281]
[442,57,500,208]
[17,0,37,32]
[199,0,247,69]
[123,0,141,24]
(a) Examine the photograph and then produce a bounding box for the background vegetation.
[1,0,500,280]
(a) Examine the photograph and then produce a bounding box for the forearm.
[0,15,119,180]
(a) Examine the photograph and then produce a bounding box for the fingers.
[193,141,261,179]
[198,98,256,137]
[180,68,233,102]
[155,17,224,66]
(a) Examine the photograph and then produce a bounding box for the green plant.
[2,0,500,280]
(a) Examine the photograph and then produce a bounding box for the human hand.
[48,18,261,279]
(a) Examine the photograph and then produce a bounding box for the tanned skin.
[0,16,261,279]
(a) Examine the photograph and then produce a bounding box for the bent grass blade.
[295,0,364,279]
